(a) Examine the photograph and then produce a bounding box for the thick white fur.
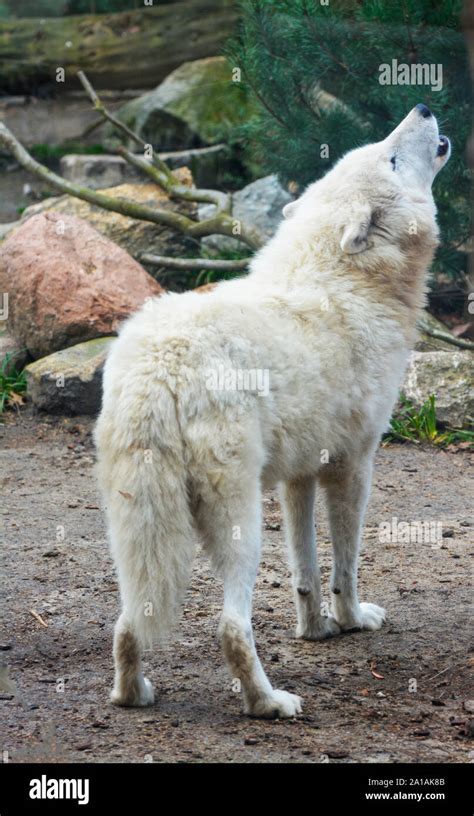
[94,107,449,718]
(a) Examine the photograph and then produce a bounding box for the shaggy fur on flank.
[94,106,450,718]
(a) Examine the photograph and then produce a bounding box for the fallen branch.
[0,69,263,253]
[79,71,234,218]
[116,147,231,213]
[418,320,474,351]
[0,121,260,247]
[141,254,250,272]
[78,70,173,179]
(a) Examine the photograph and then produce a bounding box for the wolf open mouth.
[437,136,449,157]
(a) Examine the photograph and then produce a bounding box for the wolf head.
[282,105,450,259]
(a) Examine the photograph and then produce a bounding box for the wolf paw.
[246,689,303,719]
[296,615,341,641]
[110,675,155,708]
[336,602,386,632]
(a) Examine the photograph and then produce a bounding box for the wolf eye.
[390,155,397,169]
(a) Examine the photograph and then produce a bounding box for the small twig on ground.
[427,665,451,682]
[29,609,48,628]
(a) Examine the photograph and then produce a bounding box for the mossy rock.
[25,337,115,415]
[105,57,255,151]
[403,351,474,429]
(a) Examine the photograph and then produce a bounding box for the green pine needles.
[228,0,470,286]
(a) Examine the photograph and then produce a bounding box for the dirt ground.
[1,408,473,764]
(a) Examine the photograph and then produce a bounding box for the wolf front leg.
[281,477,340,640]
[322,455,386,632]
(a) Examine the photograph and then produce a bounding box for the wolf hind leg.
[110,613,155,707]
[198,479,302,719]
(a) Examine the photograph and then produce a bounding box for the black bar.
[0,762,471,814]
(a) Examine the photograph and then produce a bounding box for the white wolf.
[94,105,450,718]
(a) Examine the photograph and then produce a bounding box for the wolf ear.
[282,200,299,219]
[340,205,373,254]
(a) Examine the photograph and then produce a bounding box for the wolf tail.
[94,378,195,648]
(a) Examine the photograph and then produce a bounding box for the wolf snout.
[415,103,432,118]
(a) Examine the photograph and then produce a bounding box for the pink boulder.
[0,212,164,359]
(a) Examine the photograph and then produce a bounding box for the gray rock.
[59,155,142,190]
[60,144,231,190]
[25,337,116,415]
[403,350,474,429]
[199,175,293,253]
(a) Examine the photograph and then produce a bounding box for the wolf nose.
[415,103,432,119]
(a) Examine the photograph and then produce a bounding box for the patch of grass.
[384,394,473,448]
[193,247,253,287]
[0,353,27,413]
[30,143,106,163]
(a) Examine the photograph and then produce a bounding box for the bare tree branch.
[0,68,263,262]
[114,147,170,188]
[0,121,261,246]
[78,71,234,216]
[75,71,262,247]
[79,116,103,139]
[77,70,172,179]
[141,254,250,271]
[116,146,231,213]
[418,320,474,351]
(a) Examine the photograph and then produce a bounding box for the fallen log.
[0,0,238,94]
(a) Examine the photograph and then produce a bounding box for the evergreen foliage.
[228,0,470,283]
